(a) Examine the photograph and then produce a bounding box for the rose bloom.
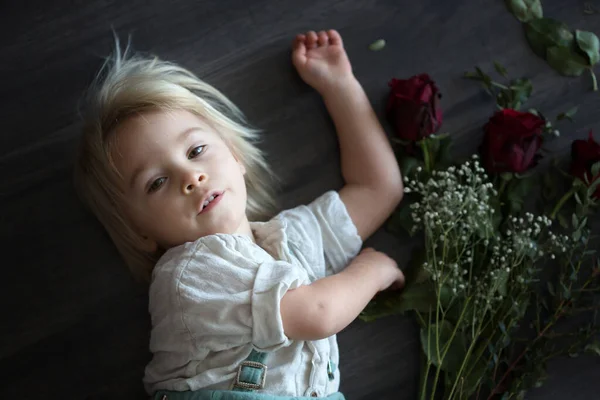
[386,74,442,142]
[570,130,600,199]
[480,109,545,174]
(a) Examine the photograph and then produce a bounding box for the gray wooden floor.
[1,0,599,399]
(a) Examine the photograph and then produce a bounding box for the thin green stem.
[432,298,472,400]
[590,68,598,92]
[497,178,509,198]
[550,188,575,219]
[422,139,432,173]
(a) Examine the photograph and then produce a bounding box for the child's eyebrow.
[128,127,206,189]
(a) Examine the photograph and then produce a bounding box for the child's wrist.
[318,75,361,97]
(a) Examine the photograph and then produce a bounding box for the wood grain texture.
[1,0,599,398]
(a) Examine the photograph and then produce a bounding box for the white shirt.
[144,191,363,397]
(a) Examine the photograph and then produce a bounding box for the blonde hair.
[74,38,277,281]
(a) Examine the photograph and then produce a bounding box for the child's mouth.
[199,192,223,214]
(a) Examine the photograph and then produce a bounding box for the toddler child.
[74,29,405,400]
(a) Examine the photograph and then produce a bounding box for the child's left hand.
[292,30,355,94]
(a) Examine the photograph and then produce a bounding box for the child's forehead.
[121,109,215,135]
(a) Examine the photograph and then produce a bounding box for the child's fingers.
[292,34,306,51]
[293,34,305,46]
[317,31,328,46]
[327,29,343,46]
[306,31,318,48]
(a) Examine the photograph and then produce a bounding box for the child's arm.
[292,30,403,241]
[281,248,403,340]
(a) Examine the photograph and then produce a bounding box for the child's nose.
[181,170,207,194]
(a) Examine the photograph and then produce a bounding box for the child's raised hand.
[292,30,354,94]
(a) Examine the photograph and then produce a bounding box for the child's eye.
[148,177,166,193]
[188,145,206,159]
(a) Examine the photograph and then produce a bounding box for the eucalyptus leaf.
[575,30,600,65]
[494,61,509,77]
[525,18,574,58]
[547,45,588,76]
[506,0,543,22]
[556,105,578,121]
[420,321,467,372]
[368,39,386,51]
[587,177,600,197]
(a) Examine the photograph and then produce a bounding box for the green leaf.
[556,105,579,121]
[557,212,569,229]
[510,78,533,107]
[506,0,543,22]
[575,30,600,65]
[400,156,420,178]
[420,321,468,372]
[368,39,386,51]
[496,268,510,296]
[494,61,509,77]
[587,177,600,197]
[465,67,494,94]
[547,46,588,76]
[584,341,600,356]
[547,281,555,296]
[592,161,600,177]
[396,281,437,313]
[525,18,574,58]
[572,213,579,229]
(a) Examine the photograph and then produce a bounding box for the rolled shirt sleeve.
[278,191,363,278]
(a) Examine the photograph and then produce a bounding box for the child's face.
[112,109,249,250]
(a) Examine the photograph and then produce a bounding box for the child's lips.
[198,191,224,214]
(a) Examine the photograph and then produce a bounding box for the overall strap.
[231,349,268,392]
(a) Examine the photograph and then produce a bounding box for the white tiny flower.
[416,167,422,172]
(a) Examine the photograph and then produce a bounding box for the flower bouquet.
[361,66,600,400]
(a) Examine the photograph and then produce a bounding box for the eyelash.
[146,145,207,194]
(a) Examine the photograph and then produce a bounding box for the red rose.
[570,131,600,198]
[480,109,545,174]
[386,74,442,142]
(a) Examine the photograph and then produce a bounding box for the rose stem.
[550,188,575,220]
